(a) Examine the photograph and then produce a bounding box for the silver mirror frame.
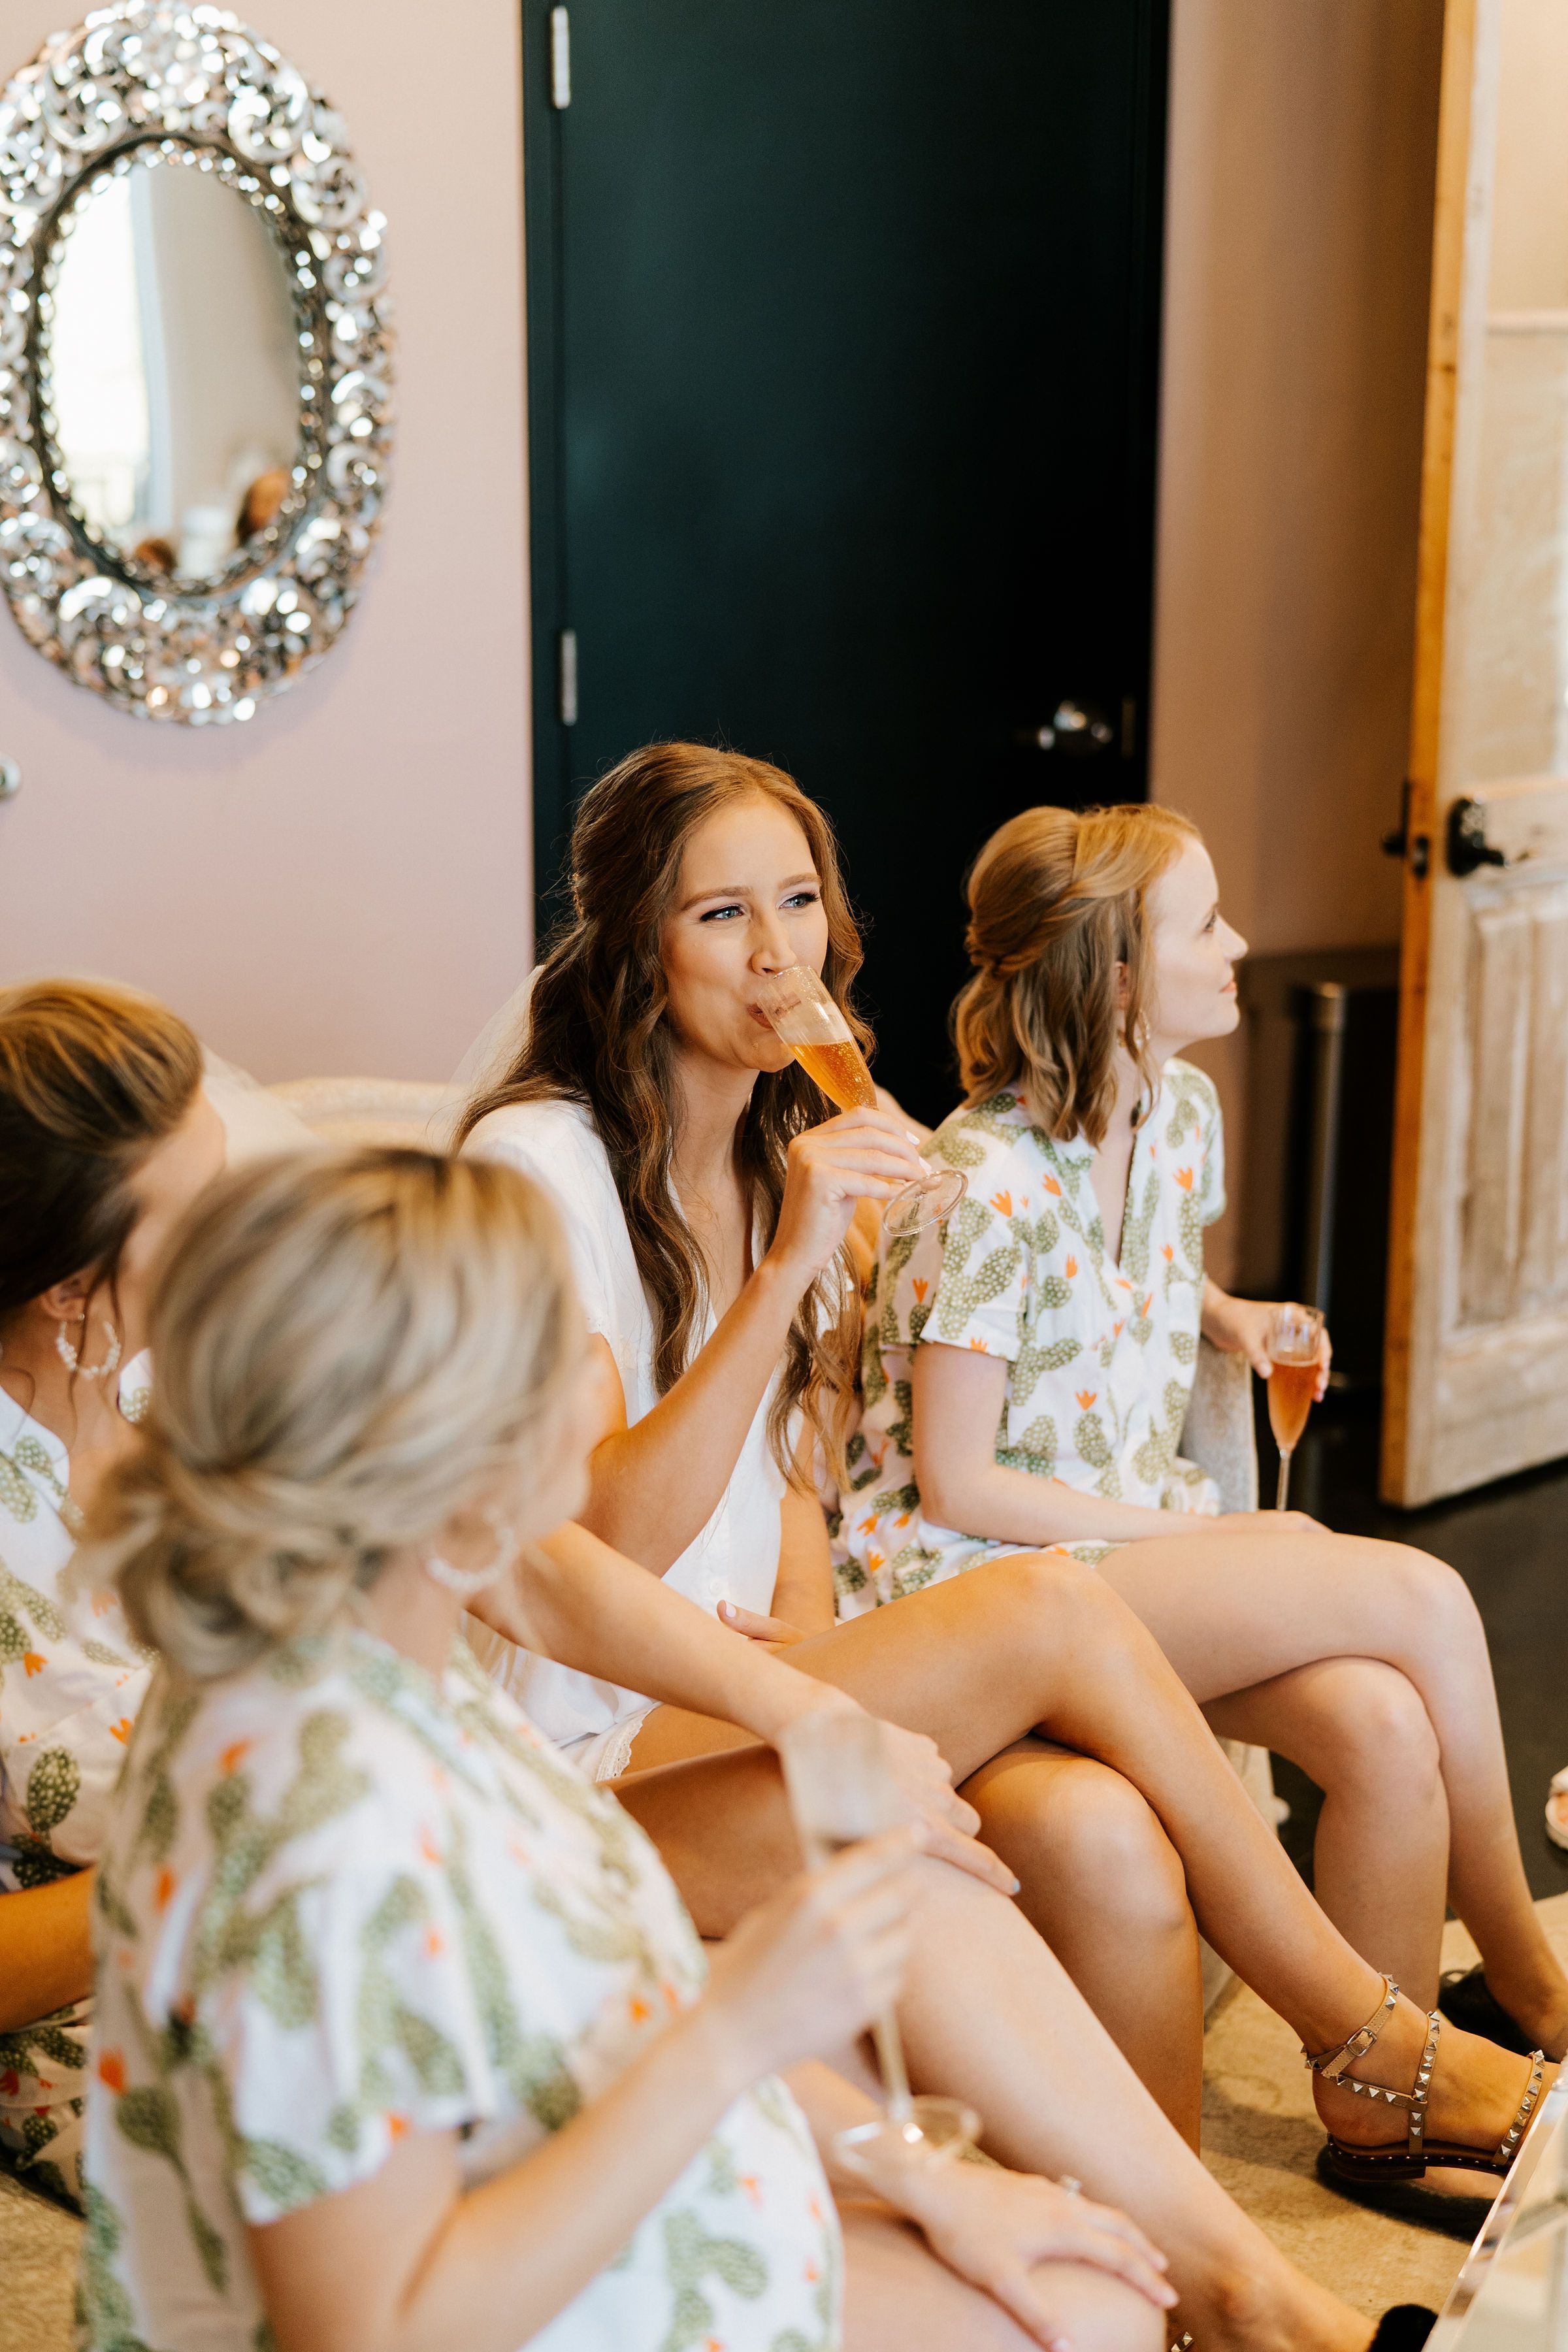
[0,3,393,725]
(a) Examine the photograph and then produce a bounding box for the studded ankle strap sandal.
[1305,1971,1546,2186]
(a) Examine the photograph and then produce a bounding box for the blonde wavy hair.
[953,803,1201,1147]
[85,1148,587,1682]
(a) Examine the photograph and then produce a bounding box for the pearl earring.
[422,1506,517,1598]
[55,1312,122,1382]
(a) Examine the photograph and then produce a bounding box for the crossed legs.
[1095,1527,1568,2045]
[615,1551,1544,2178]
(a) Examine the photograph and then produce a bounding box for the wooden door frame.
[519,0,1173,924]
[1382,0,1489,1501]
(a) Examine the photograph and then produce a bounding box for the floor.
[1261,1388,1568,1903]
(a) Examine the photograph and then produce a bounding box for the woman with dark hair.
[456,745,1546,2215]
[0,979,225,2204]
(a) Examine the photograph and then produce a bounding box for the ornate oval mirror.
[0,3,392,724]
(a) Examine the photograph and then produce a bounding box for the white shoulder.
[465,1099,617,1210]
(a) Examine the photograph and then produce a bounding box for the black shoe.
[1314,2144,1494,2240]
[1369,2309,1438,2349]
[1438,1963,1536,2056]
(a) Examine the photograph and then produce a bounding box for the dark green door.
[526,0,1169,1119]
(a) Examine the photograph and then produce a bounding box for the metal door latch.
[1446,796,1520,878]
[1380,779,1429,878]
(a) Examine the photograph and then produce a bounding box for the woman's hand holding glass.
[766,1106,934,1285]
[699,1827,926,2084]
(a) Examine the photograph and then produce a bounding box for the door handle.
[1446,796,1524,878]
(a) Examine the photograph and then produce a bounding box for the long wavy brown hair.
[954,803,1200,1145]
[457,743,871,1478]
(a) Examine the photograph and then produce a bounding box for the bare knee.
[978,1756,1192,1939]
[1369,1539,1482,1648]
[1301,1658,1442,1797]
[992,1548,1143,1669]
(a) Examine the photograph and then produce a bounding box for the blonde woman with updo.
[0,981,225,2206]
[845,804,1568,2100]
[80,1147,1202,2352]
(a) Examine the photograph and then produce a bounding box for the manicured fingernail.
[719,1601,735,1619]
[1007,1874,1021,1895]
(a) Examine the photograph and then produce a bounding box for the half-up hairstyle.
[456,743,868,1479]
[0,978,203,1330]
[86,1148,586,1682]
[954,804,1201,1146]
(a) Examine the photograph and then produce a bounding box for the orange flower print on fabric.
[1162,1243,1174,1261]
[1064,1256,1077,1278]
[109,1718,133,1744]
[424,1927,444,1959]
[0,2070,19,2098]
[629,1995,651,2024]
[387,2114,410,2141]
[154,1867,176,1913]
[419,1825,443,1866]
[989,1190,1013,1215]
[866,1550,885,1572]
[1075,1390,1098,1411]
[1041,1173,1062,1196]
[97,2050,127,2095]
[858,1514,879,1535]
[1174,1167,1194,1191]
[219,1740,251,1776]
[740,2172,763,2208]
[911,1277,928,1301]
[22,1651,45,1676]
[968,1336,989,1352]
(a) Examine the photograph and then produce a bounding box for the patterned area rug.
[7,1899,1565,2345]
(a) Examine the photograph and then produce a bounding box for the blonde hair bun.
[86,1147,585,1681]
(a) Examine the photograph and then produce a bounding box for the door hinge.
[549,7,571,107]
[557,628,578,726]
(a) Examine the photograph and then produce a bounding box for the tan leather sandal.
[1306,1971,1545,2185]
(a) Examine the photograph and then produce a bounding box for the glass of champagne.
[753,966,966,1238]
[778,1710,979,2172]
[1266,1302,1325,1511]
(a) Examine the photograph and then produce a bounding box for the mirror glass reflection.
[46,151,301,583]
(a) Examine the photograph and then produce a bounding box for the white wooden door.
[1384,0,1568,1503]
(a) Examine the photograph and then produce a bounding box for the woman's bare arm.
[576,1107,927,1574]
[769,1440,838,1637]
[473,1520,850,1746]
[0,1869,94,2031]
[467,1523,1014,1893]
[912,1347,1301,1543]
[911,1347,1184,1546]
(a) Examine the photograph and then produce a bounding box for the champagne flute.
[753,966,966,1238]
[778,1710,979,2172]
[1266,1302,1325,1511]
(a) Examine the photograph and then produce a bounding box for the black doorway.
[525,0,1170,1119]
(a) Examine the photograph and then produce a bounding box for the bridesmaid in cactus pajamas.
[849,799,1568,2086]
[839,1055,1225,1614]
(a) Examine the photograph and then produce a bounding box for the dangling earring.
[56,1311,122,1382]
[421,1505,517,1598]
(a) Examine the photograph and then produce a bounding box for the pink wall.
[1152,0,1445,1278]
[0,0,533,1083]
